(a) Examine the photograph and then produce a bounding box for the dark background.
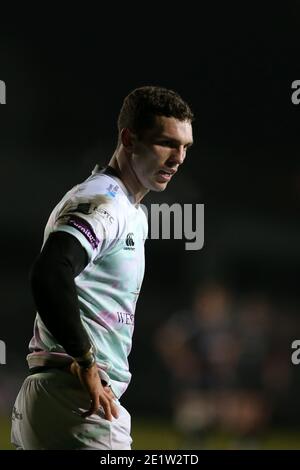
[1,7,300,447]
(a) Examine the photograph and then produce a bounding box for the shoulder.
[59,173,126,223]
[76,172,122,202]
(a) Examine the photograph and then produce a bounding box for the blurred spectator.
[155,282,293,447]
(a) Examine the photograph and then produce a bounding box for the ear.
[120,128,135,152]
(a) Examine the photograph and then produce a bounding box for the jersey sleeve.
[52,191,121,263]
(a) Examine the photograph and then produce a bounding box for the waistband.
[28,365,108,387]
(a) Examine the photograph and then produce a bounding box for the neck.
[108,148,149,204]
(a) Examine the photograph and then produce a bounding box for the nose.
[169,146,186,166]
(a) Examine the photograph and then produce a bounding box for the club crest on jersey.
[124,232,135,251]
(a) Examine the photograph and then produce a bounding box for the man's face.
[130,116,193,192]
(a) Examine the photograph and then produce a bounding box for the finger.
[81,396,99,418]
[103,388,119,419]
[70,361,78,376]
[103,392,119,419]
[100,398,113,421]
[103,386,115,400]
[110,400,119,419]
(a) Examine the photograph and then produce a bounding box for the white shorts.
[11,369,132,450]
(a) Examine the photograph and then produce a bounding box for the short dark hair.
[117,86,194,141]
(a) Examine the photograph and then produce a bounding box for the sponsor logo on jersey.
[117,311,135,325]
[98,208,114,224]
[124,232,135,250]
[106,184,119,198]
[67,216,100,249]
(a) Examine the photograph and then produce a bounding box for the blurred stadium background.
[1,11,300,449]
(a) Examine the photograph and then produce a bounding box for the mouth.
[156,168,176,182]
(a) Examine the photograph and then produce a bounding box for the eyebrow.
[158,135,194,147]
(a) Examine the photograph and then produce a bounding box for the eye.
[158,140,176,148]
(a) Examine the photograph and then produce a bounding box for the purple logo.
[68,216,100,249]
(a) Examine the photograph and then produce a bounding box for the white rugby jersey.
[27,165,148,399]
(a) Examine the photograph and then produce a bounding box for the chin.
[144,175,169,192]
[151,182,168,192]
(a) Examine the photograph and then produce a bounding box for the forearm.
[30,232,91,357]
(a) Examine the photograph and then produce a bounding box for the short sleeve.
[52,193,120,263]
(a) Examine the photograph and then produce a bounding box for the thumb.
[70,361,79,376]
